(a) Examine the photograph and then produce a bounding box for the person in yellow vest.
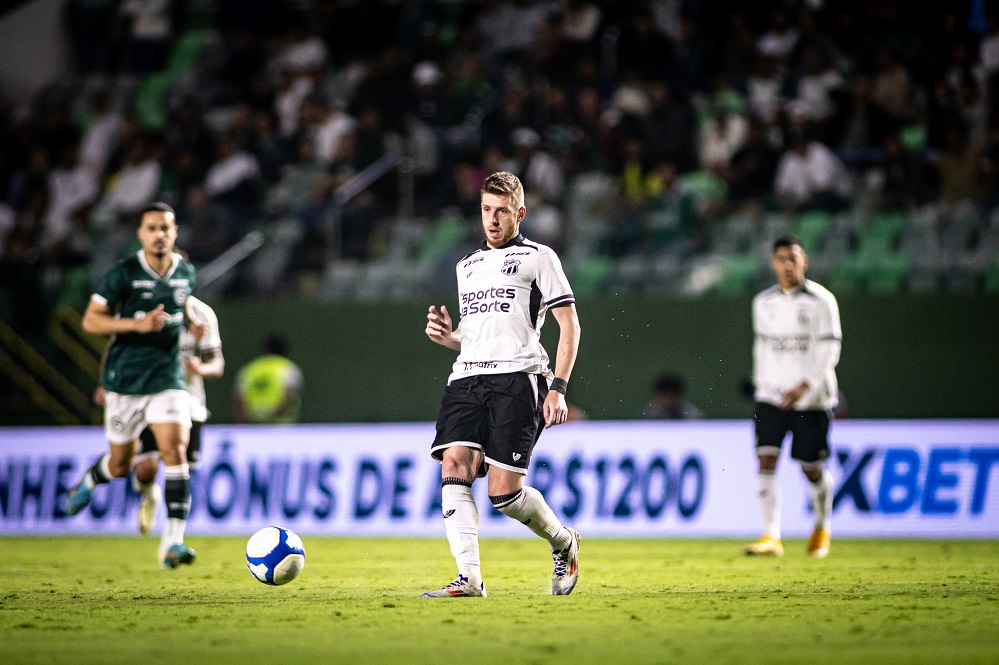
[233,334,303,423]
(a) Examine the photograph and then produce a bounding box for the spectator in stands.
[723,117,781,212]
[265,135,327,232]
[699,99,748,174]
[646,161,699,256]
[302,94,357,167]
[643,80,698,173]
[872,132,929,212]
[204,133,262,247]
[774,123,852,213]
[870,46,915,134]
[78,92,122,178]
[785,44,845,146]
[510,127,564,205]
[41,139,98,265]
[118,0,176,74]
[643,372,704,419]
[935,124,987,208]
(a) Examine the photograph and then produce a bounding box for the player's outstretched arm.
[426,305,461,351]
[82,299,169,335]
[544,304,581,428]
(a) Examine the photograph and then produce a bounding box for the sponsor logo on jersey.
[461,256,484,269]
[463,361,498,370]
[500,258,521,275]
[460,286,516,316]
[131,280,157,288]
[168,279,190,287]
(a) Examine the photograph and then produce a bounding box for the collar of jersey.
[482,233,525,250]
[137,250,180,281]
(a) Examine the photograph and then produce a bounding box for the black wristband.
[550,378,568,395]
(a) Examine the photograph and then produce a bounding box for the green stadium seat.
[866,253,911,294]
[984,260,999,293]
[416,216,466,267]
[827,254,870,293]
[714,254,760,294]
[794,210,832,253]
[571,256,614,297]
[857,211,906,256]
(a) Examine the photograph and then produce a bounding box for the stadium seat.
[571,256,614,297]
[985,259,999,293]
[794,210,832,253]
[416,216,467,267]
[866,253,911,294]
[713,254,761,294]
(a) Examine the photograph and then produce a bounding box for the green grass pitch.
[2,536,997,664]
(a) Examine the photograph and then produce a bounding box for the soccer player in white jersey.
[131,295,224,535]
[92,295,224,537]
[422,171,581,598]
[746,235,841,558]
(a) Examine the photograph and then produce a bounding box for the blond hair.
[481,171,525,210]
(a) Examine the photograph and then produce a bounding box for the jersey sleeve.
[92,262,128,309]
[537,246,574,308]
[190,298,222,352]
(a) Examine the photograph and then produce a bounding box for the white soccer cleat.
[420,574,487,598]
[551,527,580,596]
[138,484,162,536]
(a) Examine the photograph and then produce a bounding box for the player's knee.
[108,457,131,478]
[134,457,157,484]
[757,455,778,472]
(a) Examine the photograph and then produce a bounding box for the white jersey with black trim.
[450,234,574,383]
[180,296,222,422]
[753,279,842,411]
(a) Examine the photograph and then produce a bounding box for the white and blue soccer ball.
[245,526,306,586]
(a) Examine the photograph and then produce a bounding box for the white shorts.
[104,389,191,445]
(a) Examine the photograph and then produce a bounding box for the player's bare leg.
[746,452,784,556]
[803,463,832,557]
[151,422,195,568]
[488,467,580,596]
[422,446,487,598]
[132,450,162,536]
[65,441,135,516]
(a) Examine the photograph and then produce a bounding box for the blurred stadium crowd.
[2,0,999,325]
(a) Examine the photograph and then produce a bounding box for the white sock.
[441,481,481,584]
[131,472,156,495]
[757,473,781,540]
[810,469,833,532]
[160,517,186,551]
[84,454,112,489]
[492,487,571,552]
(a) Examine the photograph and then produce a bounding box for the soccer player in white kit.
[423,172,581,597]
[746,235,841,558]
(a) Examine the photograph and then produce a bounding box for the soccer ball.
[245,526,306,585]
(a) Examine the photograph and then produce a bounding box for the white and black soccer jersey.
[753,279,842,411]
[179,296,221,423]
[450,234,574,383]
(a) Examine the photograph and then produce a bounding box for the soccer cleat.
[807,528,831,558]
[551,527,581,596]
[138,484,162,535]
[162,543,197,569]
[745,536,784,557]
[64,480,93,517]
[420,574,487,598]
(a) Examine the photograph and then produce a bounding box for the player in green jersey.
[65,202,206,569]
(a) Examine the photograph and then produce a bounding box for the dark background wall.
[209,294,999,423]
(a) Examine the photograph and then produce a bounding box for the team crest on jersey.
[500,258,521,275]
[173,288,188,306]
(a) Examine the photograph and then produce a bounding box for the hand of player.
[92,385,105,407]
[188,318,208,340]
[134,304,168,333]
[183,356,204,377]
[779,381,810,409]
[543,390,569,428]
[426,305,456,347]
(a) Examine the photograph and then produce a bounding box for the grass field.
[2,536,997,665]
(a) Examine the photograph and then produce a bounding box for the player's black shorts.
[138,421,203,467]
[431,372,548,476]
[754,402,831,465]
